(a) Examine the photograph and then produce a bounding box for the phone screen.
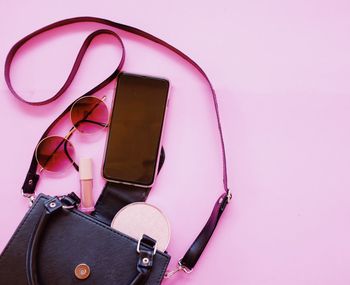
[103,73,169,187]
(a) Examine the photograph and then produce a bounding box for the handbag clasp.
[164,260,193,279]
[21,190,36,207]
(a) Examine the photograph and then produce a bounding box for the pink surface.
[1,1,350,284]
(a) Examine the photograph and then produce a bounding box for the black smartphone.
[103,73,170,187]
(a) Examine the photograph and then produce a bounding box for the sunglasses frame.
[35,96,109,173]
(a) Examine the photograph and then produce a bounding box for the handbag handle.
[26,196,155,285]
[5,17,231,273]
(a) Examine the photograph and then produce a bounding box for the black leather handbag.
[0,17,231,285]
[0,193,170,285]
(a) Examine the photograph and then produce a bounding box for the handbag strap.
[4,17,231,273]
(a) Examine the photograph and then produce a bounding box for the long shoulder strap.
[4,17,231,273]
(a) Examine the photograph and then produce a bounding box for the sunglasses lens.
[36,136,75,172]
[71,96,108,134]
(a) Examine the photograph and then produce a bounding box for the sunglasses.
[35,96,109,173]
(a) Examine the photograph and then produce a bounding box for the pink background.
[1,0,350,284]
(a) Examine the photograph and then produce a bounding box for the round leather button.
[74,263,90,280]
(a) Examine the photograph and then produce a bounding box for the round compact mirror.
[111,202,171,252]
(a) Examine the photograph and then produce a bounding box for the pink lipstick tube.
[79,158,95,213]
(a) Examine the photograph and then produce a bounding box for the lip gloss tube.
[79,158,95,213]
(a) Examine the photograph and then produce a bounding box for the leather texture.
[92,148,166,225]
[181,193,230,269]
[0,194,170,285]
[92,182,150,225]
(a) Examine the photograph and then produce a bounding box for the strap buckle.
[58,192,81,209]
[137,236,157,256]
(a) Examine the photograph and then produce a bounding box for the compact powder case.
[111,202,171,252]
